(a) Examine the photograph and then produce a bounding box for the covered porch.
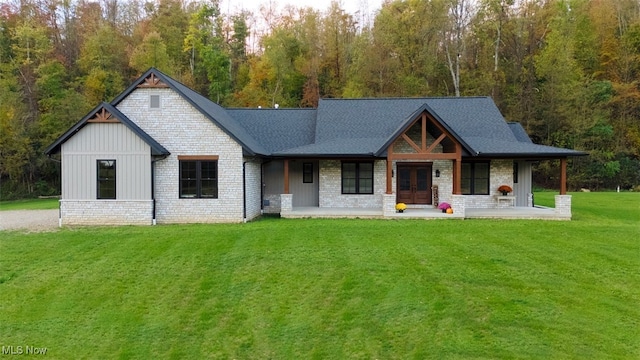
[281,204,566,220]
[274,110,576,221]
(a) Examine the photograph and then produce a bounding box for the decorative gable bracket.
[137,73,169,88]
[87,108,119,123]
[388,112,461,160]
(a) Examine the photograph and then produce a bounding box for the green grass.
[0,198,59,211]
[1,192,639,359]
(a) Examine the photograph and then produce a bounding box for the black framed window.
[513,162,519,184]
[461,161,489,195]
[180,160,218,198]
[97,160,116,199]
[342,162,374,194]
[303,163,313,183]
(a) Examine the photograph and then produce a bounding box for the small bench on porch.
[494,195,516,208]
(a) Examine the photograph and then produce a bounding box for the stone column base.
[554,195,572,219]
[451,195,466,217]
[280,194,293,215]
[383,194,396,217]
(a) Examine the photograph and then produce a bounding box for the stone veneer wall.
[314,159,515,210]
[118,88,244,223]
[263,194,281,214]
[426,159,452,206]
[281,194,293,215]
[243,158,262,221]
[61,200,153,225]
[318,160,386,208]
[461,159,514,209]
[390,158,515,209]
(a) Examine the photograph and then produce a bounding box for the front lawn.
[0,198,59,211]
[1,192,638,358]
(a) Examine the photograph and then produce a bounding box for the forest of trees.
[1,0,639,199]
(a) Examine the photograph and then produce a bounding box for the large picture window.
[97,160,116,199]
[461,161,490,195]
[179,158,218,198]
[342,162,374,194]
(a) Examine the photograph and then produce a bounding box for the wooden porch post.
[560,158,567,195]
[386,156,393,194]
[453,155,462,195]
[284,159,290,194]
[386,141,395,195]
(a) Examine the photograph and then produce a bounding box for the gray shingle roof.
[269,97,585,158]
[48,68,585,159]
[275,137,386,157]
[508,122,534,143]
[228,109,316,153]
[463,137,585,157]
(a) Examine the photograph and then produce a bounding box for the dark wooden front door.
[397,163,432,204]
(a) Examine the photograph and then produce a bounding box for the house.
[45,68,586,225]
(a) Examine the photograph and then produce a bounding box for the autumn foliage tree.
[0,0,639,198]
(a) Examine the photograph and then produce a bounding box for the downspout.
[151,160,156,225]
[243,161,247,223]
[260,161,266,213]
[151,155,168,225]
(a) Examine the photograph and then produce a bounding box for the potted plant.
[395,203,407,213]
[438,202,451,213]
[498,185,513,196]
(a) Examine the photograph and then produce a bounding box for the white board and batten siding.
[61,123,151,200]
[262,160,320,211]
[289,160,320,207]
[513,160,533,207]
[59,122,153,225]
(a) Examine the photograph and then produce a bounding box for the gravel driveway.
[0,209,59,232]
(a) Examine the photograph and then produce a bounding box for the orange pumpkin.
[446,208,453,214]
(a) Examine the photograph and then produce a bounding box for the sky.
[220,0,384,17]
[219,0,385,52]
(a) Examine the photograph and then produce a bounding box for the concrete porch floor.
[282,206,564,220]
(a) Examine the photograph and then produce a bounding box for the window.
[303,163,313,183]
[97,160,116,199]
[461,161,489,195]
[179,159,218,198]
[513,162,519,184]
[150,94,160,109]
[342,162,374,194]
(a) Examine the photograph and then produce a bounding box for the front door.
[397,163,432,204]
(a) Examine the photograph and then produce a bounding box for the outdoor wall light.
[435,169,440,177]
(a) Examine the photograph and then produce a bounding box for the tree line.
[1,0,639,199]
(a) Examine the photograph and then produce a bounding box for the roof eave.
[44,102,111,155]
[271,153,380,158]
[471,151,589,159]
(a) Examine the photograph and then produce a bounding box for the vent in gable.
[150,95,160,109]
